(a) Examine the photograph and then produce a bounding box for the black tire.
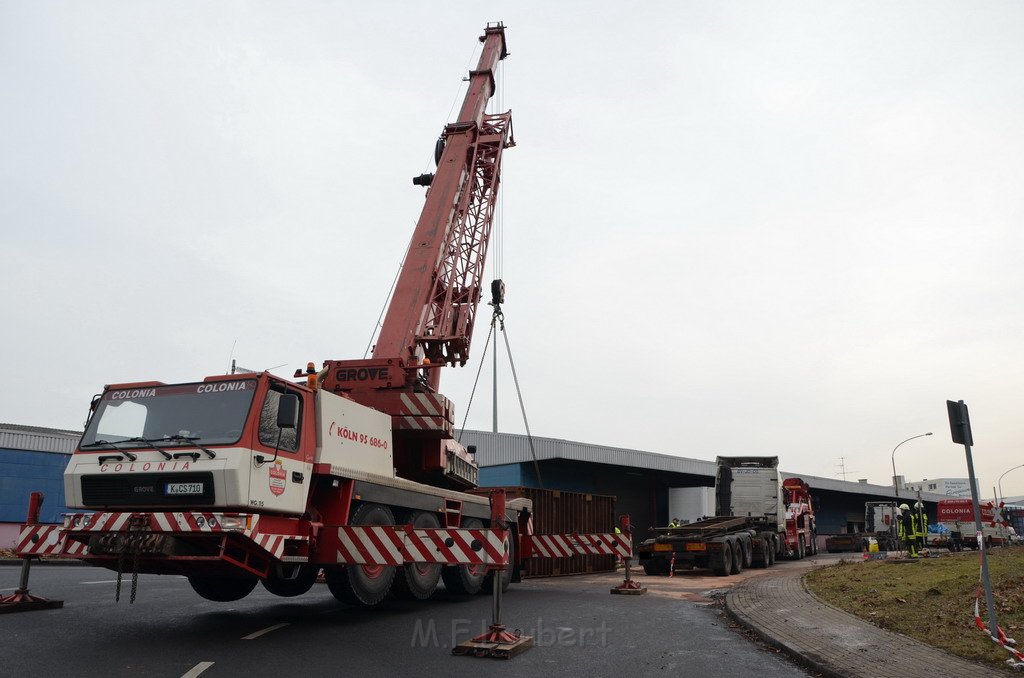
[767,537,776,566]
[391,511,443,601]
[713,541,733,576]
[752,538,770,568]
[441,518,487,595]
[642,558,670,576]
[730,539,744,574]
[188,573,259,602]
[797,536,806,560]
[741,536,753,568]
[809,532,818,556]
[481,526,515,595]
[325,503,396,606]
[262,565,319,598]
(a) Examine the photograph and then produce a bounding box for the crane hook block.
[413,173,434,187]
[490,279,505,306]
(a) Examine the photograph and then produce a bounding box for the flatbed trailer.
[638,515,780,576]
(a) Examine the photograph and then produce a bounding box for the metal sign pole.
[947,399,998,638]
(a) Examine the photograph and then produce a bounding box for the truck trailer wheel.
[712,541,733,576]
[441,518,487,595]
[767,537,777,566]
[391,511,443,601]
[188,573,259,602]
[751,538,769,568]
[740,536,753,569]
[642,558,670,576]
[262,565,319,598]
[326,503,397,606]
[730,539,744,574]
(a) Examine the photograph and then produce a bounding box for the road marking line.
[241,622,290,640]
[0,587,17,592]
[181,661,215,678]
[81,580,119,584]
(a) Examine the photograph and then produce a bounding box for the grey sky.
[2,2,1022,496]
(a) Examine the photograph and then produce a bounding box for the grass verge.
[805,548,1024,671]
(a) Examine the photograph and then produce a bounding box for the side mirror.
[277,394,299,429]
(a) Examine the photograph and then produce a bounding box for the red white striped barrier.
[336,526,508,566]
[15,512,301,562]
[972,543,1024,669]
[523,533,632,559]
[15,525,88,557]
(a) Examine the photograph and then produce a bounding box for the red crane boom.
[320,23,514,488]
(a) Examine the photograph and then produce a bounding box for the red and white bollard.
[0,492,64,614]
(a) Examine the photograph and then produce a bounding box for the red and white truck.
[637,457,816,576]
[12,24,631,608]
[937,498,1010,550]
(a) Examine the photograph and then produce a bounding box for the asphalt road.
[1,565,815,677]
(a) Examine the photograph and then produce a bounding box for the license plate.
[653,543,673,552]
[166,482,204,496]
[685,543,707,552]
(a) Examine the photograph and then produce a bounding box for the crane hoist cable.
[457,290,544,490]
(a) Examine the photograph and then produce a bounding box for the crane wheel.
[262,565,319,598]
[441,518,487,594]
[391,511,443,601]
[187,573,259,602]
[325,503,396,606]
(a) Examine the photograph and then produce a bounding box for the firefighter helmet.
[900,503,910,511]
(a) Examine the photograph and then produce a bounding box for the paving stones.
[725,568,1002,677]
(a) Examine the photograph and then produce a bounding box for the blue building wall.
[0,448,71,524]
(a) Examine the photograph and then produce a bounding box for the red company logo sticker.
[269,462,286,496]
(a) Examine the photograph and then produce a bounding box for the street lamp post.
[997,464,1024,505]
[891,432,933,499]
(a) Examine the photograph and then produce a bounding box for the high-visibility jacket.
[910,513,919,539]
[899,513,913,539]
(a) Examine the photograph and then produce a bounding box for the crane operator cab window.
[258,386,301,452]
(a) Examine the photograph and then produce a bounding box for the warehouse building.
[0,424,80,548]
[459,429,948,541]
[2,423,950,548]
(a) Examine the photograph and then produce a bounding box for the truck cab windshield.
[80,381,257,449]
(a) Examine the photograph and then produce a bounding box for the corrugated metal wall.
[0,426,79,524]
[0,449,71,523]
[0,427,79,454]
[500,486,617,577]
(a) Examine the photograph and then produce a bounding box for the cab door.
[247,384,312,515]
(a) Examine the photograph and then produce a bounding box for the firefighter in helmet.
[898,504,918,558]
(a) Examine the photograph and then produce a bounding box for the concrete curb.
[725,567,1003,678]
[724,574,845,678]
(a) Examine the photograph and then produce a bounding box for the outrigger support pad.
[0,492,64,614]
[610,514,647,595]
[452,488,534,659]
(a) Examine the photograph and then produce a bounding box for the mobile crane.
[13,24,631,608]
